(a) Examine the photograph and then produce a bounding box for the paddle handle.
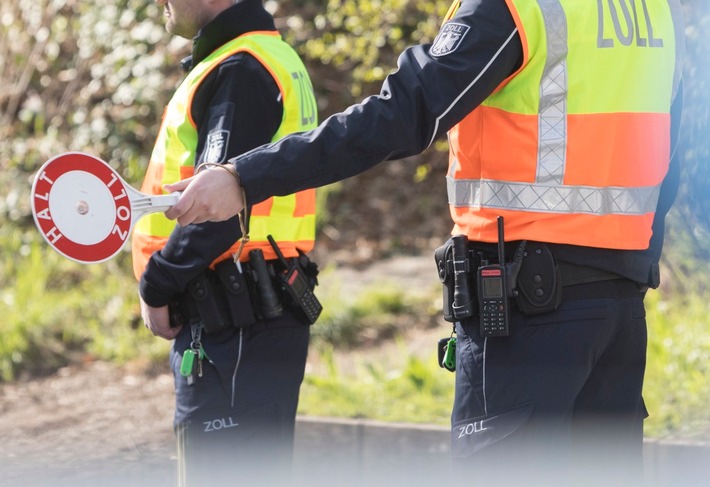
[129,191,181,216]
[145,192,181,211]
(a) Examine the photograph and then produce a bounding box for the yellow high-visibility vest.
[132,32,318,279]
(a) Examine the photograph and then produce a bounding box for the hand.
[140,297,181,340]
[163,166,244,226]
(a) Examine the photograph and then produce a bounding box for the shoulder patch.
[430,22,470,57]
[204,130,230,164]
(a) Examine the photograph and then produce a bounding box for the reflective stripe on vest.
[131,32,318,279]
[447,0,684,250]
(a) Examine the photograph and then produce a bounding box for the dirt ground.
[0,360,177,487]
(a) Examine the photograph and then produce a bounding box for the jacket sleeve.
[234,0,522,206]
[140,53,283,307]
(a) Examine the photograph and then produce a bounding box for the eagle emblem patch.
[430,22,470,57]
[204,130,229,164]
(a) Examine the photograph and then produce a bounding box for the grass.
[298,340,455,425]
[644,290,710,440]
[0,238,170,381]
[310,270,434,347]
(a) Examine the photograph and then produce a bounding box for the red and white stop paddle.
[31,152,179,264]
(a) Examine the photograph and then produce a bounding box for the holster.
[434,240,456,323]
[514,242,562,316]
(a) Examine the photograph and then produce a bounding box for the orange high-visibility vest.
[447,0,684,249]
[132,32,318,280]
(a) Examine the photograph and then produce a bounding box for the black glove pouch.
[214,260,256,329]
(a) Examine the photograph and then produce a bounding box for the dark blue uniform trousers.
[452,279,648,485]
[170,311,309,486]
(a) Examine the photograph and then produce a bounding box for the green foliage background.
[1,0,709,439]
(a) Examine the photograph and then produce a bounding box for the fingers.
[163,178,190,193]
[163,181,209,225]
[165,197,200,226]
[172,199,213,226]
[164,195,208,227]
[145,321,182,340]
[140,299,179,340]
[143,312,181,340]
[164,178,195,222]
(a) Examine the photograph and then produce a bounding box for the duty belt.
[557,261,623,287]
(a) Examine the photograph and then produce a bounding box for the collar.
[185,0,277,69]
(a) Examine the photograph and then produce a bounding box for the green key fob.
[442,336,456,372]
[180,349,197,377]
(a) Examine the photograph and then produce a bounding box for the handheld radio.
[477,217,510,337]
[266,235,322,324]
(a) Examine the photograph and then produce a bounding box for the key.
[196,347,204,378]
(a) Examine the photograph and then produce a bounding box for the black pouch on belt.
[185,260,256,334]
[185,271,229,334]
[213,259,256,329]
[514,242,562,316]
